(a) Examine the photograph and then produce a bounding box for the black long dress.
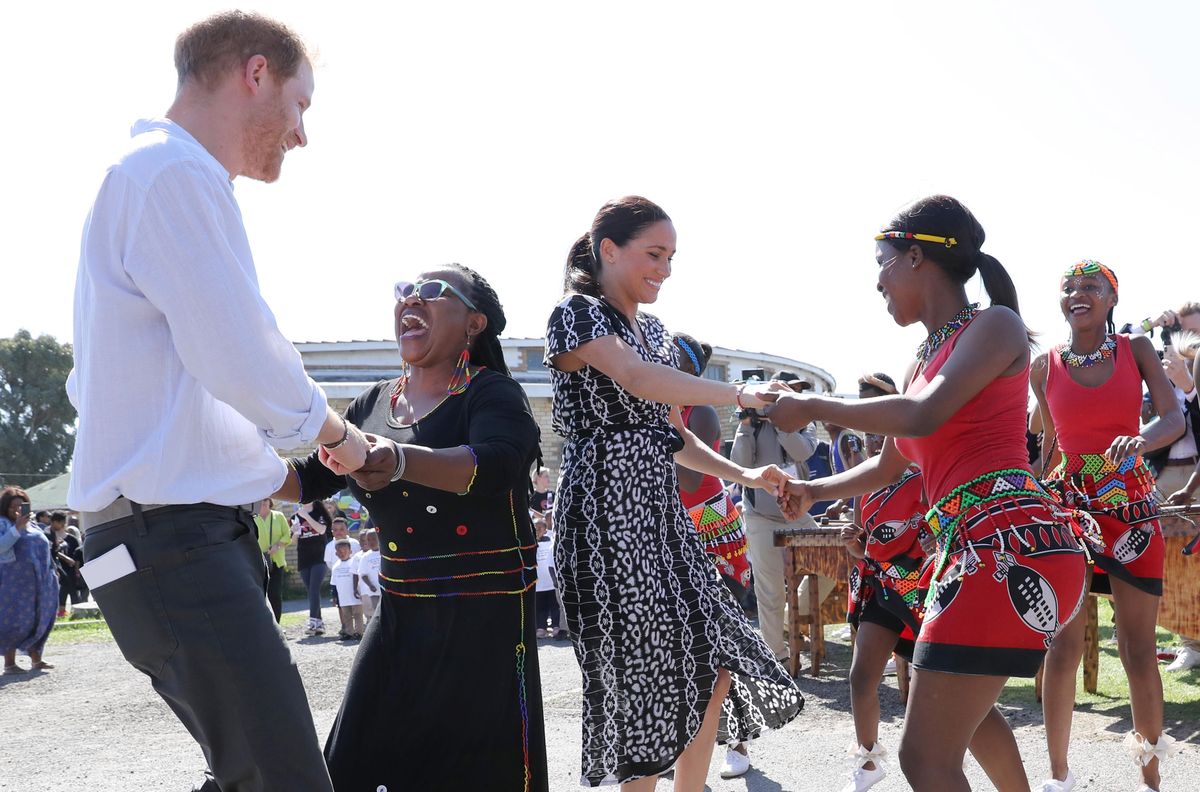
[545,294,803,786]
[292,369,548,792]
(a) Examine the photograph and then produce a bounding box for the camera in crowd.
[736,369,811,424]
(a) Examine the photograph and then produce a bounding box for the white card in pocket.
[81,543,137,590]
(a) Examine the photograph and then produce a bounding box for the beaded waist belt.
[1052,451,1145,480]
[923,468,1068,609]
[1047,452,1159,522]
[925,468,1050,540]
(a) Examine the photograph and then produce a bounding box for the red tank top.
[1045,335,1141,455]
[894,318,1033,503]
[679,405,725,508]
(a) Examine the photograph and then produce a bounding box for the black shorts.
[857,595,916,662]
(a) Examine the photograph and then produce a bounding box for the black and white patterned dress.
[545,293,802,786]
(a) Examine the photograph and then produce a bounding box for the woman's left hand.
[745,464,789,498]
[1105,435,1145,465]
[763,393,815,433]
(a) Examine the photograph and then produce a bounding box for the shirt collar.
[131,117,234,184]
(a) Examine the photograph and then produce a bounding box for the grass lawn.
[998,598,1200,740]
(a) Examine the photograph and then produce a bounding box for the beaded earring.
[447,345,472,396]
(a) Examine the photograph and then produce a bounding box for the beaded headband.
[1062,259,1118,295]
[675,337,703,375]
[875,231,958,248]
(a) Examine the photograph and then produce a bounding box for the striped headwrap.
[1062,259,1118,295]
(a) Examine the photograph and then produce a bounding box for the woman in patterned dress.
[1031,260,1183,792]
[545,196,802,790]
[770,195,1089,792]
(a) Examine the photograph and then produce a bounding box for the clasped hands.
[319,432,400,491]
[737,382,817,434]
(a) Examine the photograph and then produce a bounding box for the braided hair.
[441,263,511,376]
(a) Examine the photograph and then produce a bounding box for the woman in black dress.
[276,264,547,792]
[545,196,803,790]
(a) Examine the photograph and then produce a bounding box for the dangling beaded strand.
[916,303,980,364]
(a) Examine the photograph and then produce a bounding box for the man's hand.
[839,523,865,544]
[1164,348,1194,391]
[319,423,370,474]
[347,435,399,492]
[825,500,851,522]
[1166,488,1195,506]
[1155,309,1180,330]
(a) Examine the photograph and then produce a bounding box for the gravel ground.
[2,605,1197,792]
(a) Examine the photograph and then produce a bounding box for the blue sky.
[4,1,1196,393]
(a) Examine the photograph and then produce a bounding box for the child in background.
[356,530,381,623]
[534,514,558,639]
[330,539,363,641]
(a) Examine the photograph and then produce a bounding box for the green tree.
[0,330,76,489]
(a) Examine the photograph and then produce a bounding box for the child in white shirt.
[330,539,363,640]
[534,516,558,639]
[355,530,382,622]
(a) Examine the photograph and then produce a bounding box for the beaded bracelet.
[321,415,349,450]
[735,385,748,410]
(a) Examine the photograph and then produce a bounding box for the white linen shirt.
[67,118,328,511]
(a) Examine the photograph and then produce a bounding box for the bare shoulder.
[1128,334,1157,358]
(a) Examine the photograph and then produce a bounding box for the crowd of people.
[44,8,1200,792]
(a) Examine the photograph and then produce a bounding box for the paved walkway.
[3,604,1197,790]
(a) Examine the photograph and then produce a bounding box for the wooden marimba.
[774,524,852,679]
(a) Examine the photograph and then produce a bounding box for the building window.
[703,364,727,382]
[525,350,547,371]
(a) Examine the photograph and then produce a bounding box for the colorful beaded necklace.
[916,303,979,364]
[1060,336,1116,369]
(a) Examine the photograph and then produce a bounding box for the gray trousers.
[83,503,333,792]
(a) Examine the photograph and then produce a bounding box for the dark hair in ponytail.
[563,196,671,297]
[882,195,1022,315]
[441,263,511,377]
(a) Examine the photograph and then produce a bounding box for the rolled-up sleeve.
[123,161,327,447]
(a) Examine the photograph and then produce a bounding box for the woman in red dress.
[1031,260,1183,792]
[769,195,1089,792]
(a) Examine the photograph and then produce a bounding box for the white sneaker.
[840,763,885,792]
[1038,770,1076,792]
[719,747,750,779]
[1133,786,1159,792]
[883,657,897,676]
[1165,645,1200,671]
